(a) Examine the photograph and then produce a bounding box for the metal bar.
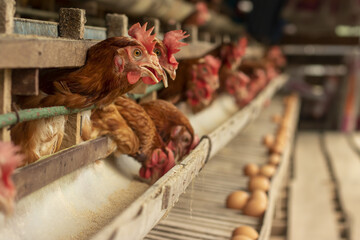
[0,105,95,129]
[13,136,109,200]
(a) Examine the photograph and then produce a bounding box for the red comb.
[196,2,208,13]
[204,55,221,74]
[163,30,190,66]
[128,22,156,54]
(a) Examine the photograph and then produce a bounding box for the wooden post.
[59,8,86,148]
[59,8,86,40]
[106,13,128,37]
[0,0,15,141]
[183,25,198,43]
[0,0,15,34]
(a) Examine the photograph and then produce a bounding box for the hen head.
[225,71,250,95]
[167,126,200,160]
[152,30,189,82]
[128,23,187,87]
[139,147,175,184]
[0,142,23,215]
[194,55,221,90]
[221,37,248,69]
[81,36,167,99]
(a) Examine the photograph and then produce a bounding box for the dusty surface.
[71,180,149,240]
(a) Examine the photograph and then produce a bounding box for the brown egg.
[251,190,268,203]
[269,153,281,165]
[231,235,253,240]
[232,226,259,239]
[243,198,267,217]
[271,142,284,155]
[259,164,276,178]
[226,191,250,210]
[263,134,274,148]
[243,163,259,177]
[248,175,270,192]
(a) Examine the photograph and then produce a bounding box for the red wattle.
[127,72,141,84]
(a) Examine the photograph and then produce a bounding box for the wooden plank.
[58,8,85,148]
[0,69,12,141]
[0,35,217,68]
[13,18,106,40]
[59,8,86,40]
[12,68,39,96]
[288,132,338,240]
[105,13,127,38]
[324,132,360,240]
[183,25,198,43]
[12,136,109,200]
[259,95,300,240]
[0,36,96,68]
[0,0,15,34]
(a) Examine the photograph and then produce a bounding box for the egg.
[263,134,274,148]
[231,235,253,240]
[226,191,250,210]
[243,198,267,217]
[251,190,268,203]
[243,163,259,177]
[271,142,284,155]
[259,164,276,178]
[248,175,270,192]
[232,226,259,239]
[269,153,281,165]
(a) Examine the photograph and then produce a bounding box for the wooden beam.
[0,0,14,141]
[0,70,12,141]
[58,8,86,148]
[0,0,15,34]
[0,34,220,68]
[13,137,109,200]
[105,13,128,37]
[59,8,86,40]
[0,36,96,68]
[12,68,39,96]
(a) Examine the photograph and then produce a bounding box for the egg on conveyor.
[243,163,259,177]
[226,191,250,210]
[232,225,259,239]
[248,175,270,192]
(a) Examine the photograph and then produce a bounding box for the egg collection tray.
[146,95,300,240]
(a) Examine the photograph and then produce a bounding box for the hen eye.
[154,48,161,56]
[202,67,208,73]
[133,49,142,58]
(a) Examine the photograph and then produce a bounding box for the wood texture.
[60,113,82,149]
[13,136,109,200]
[59,8,86,40]
[324,132,360,240]
[0,0,15,34]
[288,132,338,240]
[105,13,127,38]
[0,69,12,141]
[12,68,39,96]
[0,35,217,68]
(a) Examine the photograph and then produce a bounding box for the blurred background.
[13,0,360,131]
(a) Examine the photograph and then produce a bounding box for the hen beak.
[140,64,168,88]
[165,68,176,81]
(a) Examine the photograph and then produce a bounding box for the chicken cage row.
[0,1,287,239]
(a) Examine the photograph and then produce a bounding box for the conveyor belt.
[146,96,296,240]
